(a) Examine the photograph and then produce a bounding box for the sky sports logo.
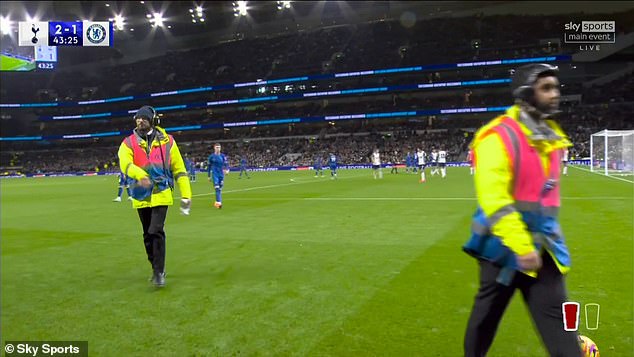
[564,21,615,44]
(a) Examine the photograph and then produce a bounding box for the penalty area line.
[570,165,634,184]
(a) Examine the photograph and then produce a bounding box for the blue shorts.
[119,176,132,187]
[330,165,337,171]
[372,165,380,170]
[213,175,224,189]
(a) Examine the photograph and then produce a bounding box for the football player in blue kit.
[113,172,133,202]
[328,152,338,179]
[207,143,229,209]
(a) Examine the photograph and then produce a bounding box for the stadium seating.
[2,11,633,174]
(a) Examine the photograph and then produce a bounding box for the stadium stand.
[2,10,633,174]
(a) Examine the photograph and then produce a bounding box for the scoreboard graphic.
[0,44,57,72]
[18,21,113,47]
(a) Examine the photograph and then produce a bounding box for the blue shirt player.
[185,156,196,183]
[328,153,338,179]
[411,151,418,172]
[207,143,229,209]
[113,172,133,202]
[314,155,324,177]
[239,156,250,179]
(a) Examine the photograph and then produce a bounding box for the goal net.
[590,129,634,177]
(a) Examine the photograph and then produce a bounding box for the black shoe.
[148,271,166,281]
[151,271,166,287]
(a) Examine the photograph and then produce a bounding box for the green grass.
[0,55,35,71]
[1,167,632,356]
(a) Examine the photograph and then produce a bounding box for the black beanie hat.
[134,106,156,122]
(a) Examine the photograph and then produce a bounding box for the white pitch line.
[190,182,299,198]
[206,197,631,201]
[305,197,476,201]
[303,197,631,201]
[570,165,634,184]
[562,196,632,200]
[189,173,368,198]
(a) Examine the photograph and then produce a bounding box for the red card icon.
[562,302,580,331]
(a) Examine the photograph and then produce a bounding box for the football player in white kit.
[438,148,448,178]
[416,148,426,183]
[371,149,383,179]
[562,148,569,176]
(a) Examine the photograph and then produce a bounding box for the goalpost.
[590,129,634,177]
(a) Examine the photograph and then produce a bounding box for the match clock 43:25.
[48,22,83,46]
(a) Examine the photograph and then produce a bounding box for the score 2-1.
[48,22,83,46]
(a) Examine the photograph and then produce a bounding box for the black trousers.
[137,206,168,273]
[464,253,581,357]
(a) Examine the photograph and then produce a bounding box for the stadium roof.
[1,1,508,41]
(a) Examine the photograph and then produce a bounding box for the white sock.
[563,166,568,175]
[441,168,446,178]
[470,167,474,175]
[421,171,426,181]
[379,169,383,179]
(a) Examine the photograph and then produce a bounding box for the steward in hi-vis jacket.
[118,105,191,288]
[462,64,580,357]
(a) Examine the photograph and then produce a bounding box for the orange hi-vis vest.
[124,132,174,200]
[483,116,562,216]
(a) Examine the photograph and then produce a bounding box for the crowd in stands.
[582,75,634,104]
[2,10,633,175]
[561,102,633,159]
[1,127,470,175]
[3,70,633,174]
[30,64,514,121]
[35,89,510,136]
[5,95,633,175]
[3,69,632,174]
[23,72,630,141]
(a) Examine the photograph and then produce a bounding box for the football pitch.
[1,167,632,356]
[0,55,35,71]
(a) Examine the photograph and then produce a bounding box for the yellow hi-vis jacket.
[471,105,572,275]
[118,126,192,209]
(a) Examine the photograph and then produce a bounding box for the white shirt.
[563,149,569,161]
[431,152,438,162]
[438,150,447,163]
[417,150,426,165]
[371,152,381,165]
